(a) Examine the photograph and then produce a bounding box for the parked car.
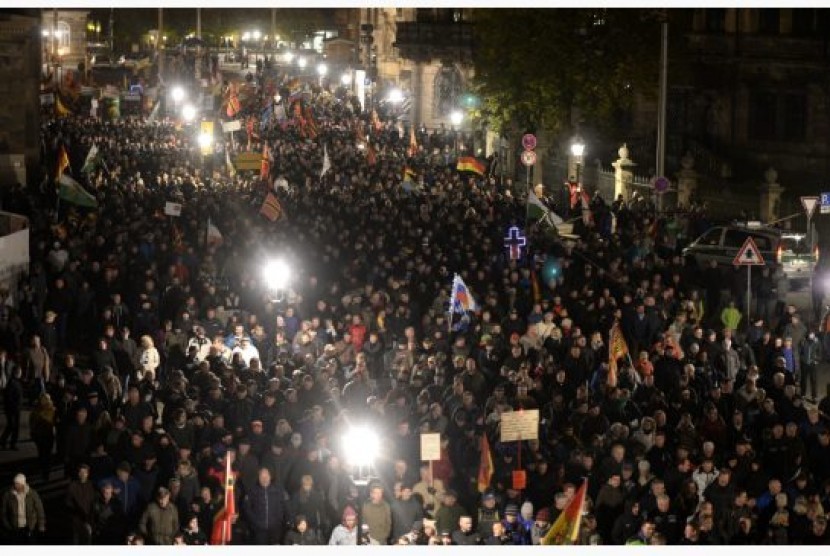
[778,232,818,281]
[682,223,782,270]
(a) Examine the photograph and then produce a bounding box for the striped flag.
[259,192,283,222]
[146,100,161,123]
[477,434,494,493]
[408,126,418,158]
[55,144,70,181]
[527,189,564,226]
[260,144,270,181]
[225,150,236,177]
[542,480,588,545]
[608,322,629,387]
[81,144,99,174]
[206,217,223,247]
[210,452,237,545]
[456,156,486,176]
[450,273,477,314]
[58,174,97,208]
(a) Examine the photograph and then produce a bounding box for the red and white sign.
[521,133,537,151]
[521,150,536,167]
[733,236,765,266]
[801,196,819,220]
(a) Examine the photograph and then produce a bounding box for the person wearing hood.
[328,505,358,545]
[0,474,46,543]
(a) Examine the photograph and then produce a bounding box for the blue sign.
[821,192,830,206]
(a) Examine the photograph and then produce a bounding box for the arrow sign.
[802,196,819,219]
[733,236,766,266]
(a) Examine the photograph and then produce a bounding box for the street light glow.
[317,63,328,76]
[297,57,307,68]
[341,73,352,86]
[198,132,213,150]
[171,86,185,104]
[450,110,463,126]
[387,88,404,104]
[253,30,261,41]
[181,103,197,122]
[242,32,251,41]
[571,139,585,157]
[342,426,380,467]
[284,51,294,63]
[263,259,291,291]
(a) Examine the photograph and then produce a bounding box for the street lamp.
[181,103,197,123]
[297,57,307,69]
[252,30,261,41]
[450,110,464,156]
[341,72,352,86]
[263,259,291,302]
[317,63,327,76]
[341,426,380,480]
[171,86,185,104]
[387,88,403,104]
[570,137,585,190]
[198,131,213,151]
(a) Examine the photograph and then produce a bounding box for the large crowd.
[0,67,829,546]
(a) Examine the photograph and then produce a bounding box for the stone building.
[41,8,89,73]
[0,10,42,179]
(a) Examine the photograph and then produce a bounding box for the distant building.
[41,8,89,72]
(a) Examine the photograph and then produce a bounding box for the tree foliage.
[472,8,662,137]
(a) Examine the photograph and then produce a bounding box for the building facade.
[41,8,89,72]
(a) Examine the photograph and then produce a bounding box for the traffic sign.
[802,196,819,220]
[521,151,536,167]
[521,133,537,151]
[733,236,766,266]
[653,176,670,194]
[821,192,830,214]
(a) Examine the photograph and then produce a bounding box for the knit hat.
[536,508,550,522]
[505,504,519,516]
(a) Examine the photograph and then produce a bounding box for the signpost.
[802,196,820,313]
[653,176,670,194]
[733,236,766,327]
[521,133,537,151]
[520,150,536,167]
[420,433,441,489]
[821,192,830,215]
[501,409,538,491]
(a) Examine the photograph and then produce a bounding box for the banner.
[164,202,182,217]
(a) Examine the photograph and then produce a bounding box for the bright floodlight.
[198,132,213,149]
[284,51,294,63]
[253,30,261,41]
[341,73,352,86]
[450,110,463,126]
[342,426,380,467]
[297,57,307,68]
[171,86,185,103]
[181,103,197,122]
[263,259,291,291]
[317,63,328,76]
[571,139,585,157]
[242,32,251,41]
[387,88,404,104]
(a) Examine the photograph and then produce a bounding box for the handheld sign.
[500,409,539,442]
[420,433,441,461]
[164,202,182,217]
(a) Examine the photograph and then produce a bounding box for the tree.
[471,9,662,137]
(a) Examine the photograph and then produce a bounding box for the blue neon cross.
[504,226,527,260]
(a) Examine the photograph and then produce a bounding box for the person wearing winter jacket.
[692,458,719,504]
[242,467,287,545]
[0,474,46,543]
[329,505,358,545]
[138,486,180,545]
[284,514,323,545]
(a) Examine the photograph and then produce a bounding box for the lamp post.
[316,62,327,86]
[263,259,292,303]
[571,137,586,220]
[450,110,463,157]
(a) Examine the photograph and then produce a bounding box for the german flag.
[477,433,494,493]
[542,480,588,545]
[260,144,270,181]
[456,156,486,176]
[259,192,283,222]
[608,322,629,387]
[367,143,377,166]
[403,166,416,181]
[407,126,418,158]
[55,95,72,118]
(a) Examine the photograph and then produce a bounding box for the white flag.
[320,145,331,178]
[207,217,223,246]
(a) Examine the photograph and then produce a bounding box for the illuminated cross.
[504,226,527,260]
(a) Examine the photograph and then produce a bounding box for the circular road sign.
[521,133,537,151]
[521,150,537,167]
[653,176,671,194]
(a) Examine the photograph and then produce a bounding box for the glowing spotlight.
[341,426,380,468]
[263,259,291,292]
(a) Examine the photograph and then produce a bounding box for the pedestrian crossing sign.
[733,236,766,266]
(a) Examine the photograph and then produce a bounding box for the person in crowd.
[0,474,46,543]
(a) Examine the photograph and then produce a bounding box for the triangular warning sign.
[802,196,819,220]
[733,236,766,266]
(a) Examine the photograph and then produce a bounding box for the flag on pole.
[408,126,418,158]
[527,189,564,226]
[477,434,494,493]
[450,273,477,314]
[542,480,588,545]
[210,452,236,545]
[58,174,98,208]
[320,145,331,178]
[207,217,223,247]
[259,192,283,222]
[81,144,99,174]
[55,95,72,118]
[260,145,270,181]
[371,109,382,133]
[456,156,486,176]
[225,150,236,177]
[55,145,70,181]
[146,100,161,123]
[366,143,377,166]
[608,322,629,387]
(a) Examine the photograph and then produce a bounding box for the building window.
[396,8,403,19]
[792,9,815,35]
[781,94,806,142]
[757,9,780,35]
[705,9,726,33]
[749,91,777,141]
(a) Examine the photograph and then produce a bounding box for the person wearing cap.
[0,474,46,543]
[530,507,551,545]
[328,505,358,545]
[501,503,529,544]
[138,485,180,545]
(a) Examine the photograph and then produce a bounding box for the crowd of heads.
[0,68,829,546]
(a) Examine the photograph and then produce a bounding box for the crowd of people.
[0,68,829,546]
